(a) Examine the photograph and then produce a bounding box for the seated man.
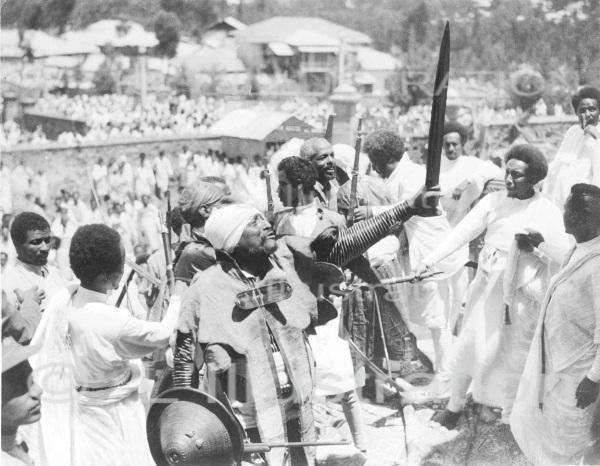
[1,336,42,466]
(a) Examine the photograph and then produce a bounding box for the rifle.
[346,118,363,227]
[159,212,175,291]
[262,155,274,218]
[165,190,172,248]
[324,114,336,142]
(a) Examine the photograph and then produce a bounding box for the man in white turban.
[174,185,440,465]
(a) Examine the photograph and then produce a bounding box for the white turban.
[204,204,262,253]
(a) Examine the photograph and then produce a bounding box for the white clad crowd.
[1,85,600,466]
[1,91,574,151]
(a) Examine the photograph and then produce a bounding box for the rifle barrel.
[346,118,364,227]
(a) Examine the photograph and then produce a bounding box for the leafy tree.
[154,10,181,58]
[93,61,117,94]
[44,0,77,34]
[16,0,76,35]
[160,0,217,39]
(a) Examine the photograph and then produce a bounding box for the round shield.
[147,388,245,466]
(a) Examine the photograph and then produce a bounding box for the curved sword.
[425,21,450,207]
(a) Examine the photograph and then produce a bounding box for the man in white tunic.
[153,150,173,199]
[511,183,600,464]
[362,131,467,398]
[2,212,66,340]
[439,122,504,227]
[418,145,570,428]
[544,86,600,209]
[26,223,181,466]
[135,152,157,198]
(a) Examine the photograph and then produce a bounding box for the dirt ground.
[317,392,529,466]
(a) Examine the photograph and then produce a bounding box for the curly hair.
[505,144,548,184]
[571,86,600,112]
[277,156,318,192]
[363,130,405,165]
[443,122,469,145]
[69,224,123,285]
[10,212,50,246]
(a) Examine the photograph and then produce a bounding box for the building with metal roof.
[208,108,318,158]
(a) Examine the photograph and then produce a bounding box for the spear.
[425,21,450,208]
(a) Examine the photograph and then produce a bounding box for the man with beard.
[175,185,439,465]
[300,137,340,211]
[544,86,600,209]
[511,183,600,464]
[2,212,66,341]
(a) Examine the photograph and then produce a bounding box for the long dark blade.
[324,114,335,142]
[425,21,450,189]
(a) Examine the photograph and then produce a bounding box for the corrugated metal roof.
[209,109,298,140]
[178,45,245,73]
[355,46,400,71]
[63,20,158,49]
[268,42,294,57]
[1,29,99,59]
[236,16,371,46]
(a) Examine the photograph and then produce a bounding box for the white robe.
[423,191,570,407]
[373,156,467,329]
[23,285,180,466]
[511,237,600,465]
[440,156,503,226]
[153,156,173,193]
[2,259,66,311]
[543,123,600,209]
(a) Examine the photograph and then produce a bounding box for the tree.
[154,10,181,58]
[160,0,217,39]
[93,61,117,94]
[44,0,77,34]
[17,0,76,35]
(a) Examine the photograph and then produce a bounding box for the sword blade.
[425,21,450,190]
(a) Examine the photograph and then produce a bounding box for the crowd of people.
[0,94,229,147]
[1,86,574,151]
[1,84,600,466]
